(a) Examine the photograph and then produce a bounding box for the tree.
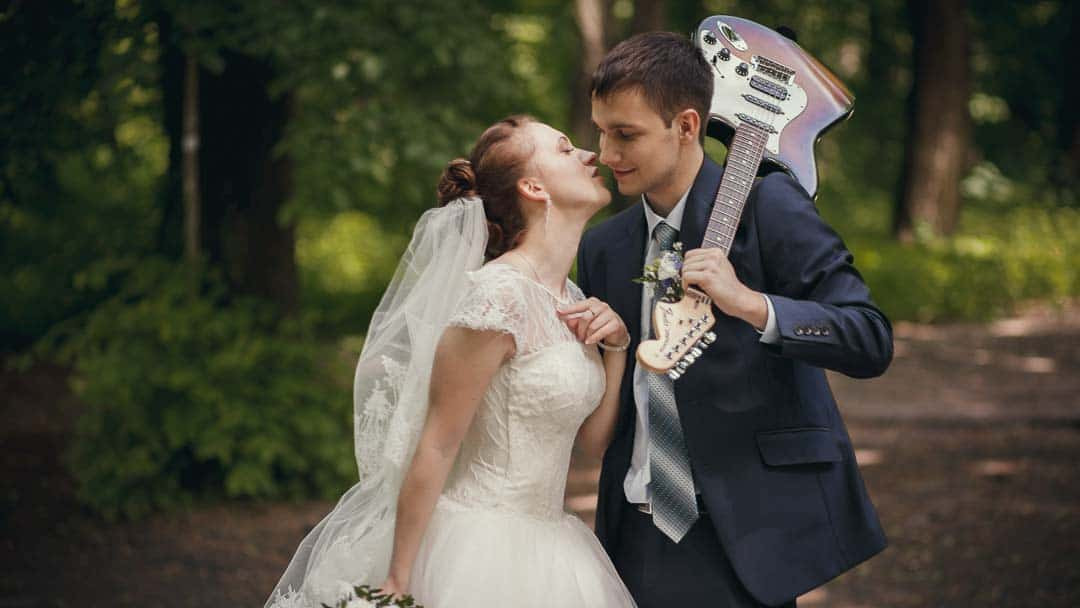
[571,0,610,151]
[894,0,971,241]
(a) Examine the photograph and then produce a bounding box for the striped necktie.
[646,221,699,543]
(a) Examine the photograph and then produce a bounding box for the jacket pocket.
[756,427,842,466]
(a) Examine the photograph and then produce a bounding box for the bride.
[266,115,637,607]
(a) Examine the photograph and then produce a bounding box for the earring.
[544,196,552,237]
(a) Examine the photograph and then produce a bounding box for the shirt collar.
[641,186,691,238]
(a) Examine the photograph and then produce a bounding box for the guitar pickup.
[742,94,784,114]
[749,75,789,101]
[735,113,778,134]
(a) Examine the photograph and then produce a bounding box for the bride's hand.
[377,577,408,600]
[557,297,629,348]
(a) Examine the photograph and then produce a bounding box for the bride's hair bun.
[435,115,535,260]
[437,158,478,205]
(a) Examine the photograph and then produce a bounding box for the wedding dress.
[406,262,635,607]
[266,197,635,608]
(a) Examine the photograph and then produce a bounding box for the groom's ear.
[674,108,702,145]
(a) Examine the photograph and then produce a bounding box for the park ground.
[3,302,1079,607]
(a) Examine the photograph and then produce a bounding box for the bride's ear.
[516,177,550,206]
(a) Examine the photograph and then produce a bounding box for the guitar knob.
[736,62,749,77]
[703,332,717,344]
[703,31,717,46]
[719,47,731,61]
[668,369,682,381]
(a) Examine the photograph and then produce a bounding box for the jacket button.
[812,327,822,336]
[794,327,804,335]
[823,327,831,336]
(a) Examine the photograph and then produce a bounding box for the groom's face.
[591,87,681,198]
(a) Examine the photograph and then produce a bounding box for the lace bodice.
[440,262,605,519]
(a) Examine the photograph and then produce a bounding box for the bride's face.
[522,122,611,213]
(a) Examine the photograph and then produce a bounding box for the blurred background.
[1,0,1077,606]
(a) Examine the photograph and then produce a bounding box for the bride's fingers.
[583,307,615,338]
[556,297,600,317]
[585,319,620,345]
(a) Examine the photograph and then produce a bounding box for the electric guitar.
[636,15,855,379]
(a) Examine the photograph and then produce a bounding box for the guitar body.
[637,288,716,375]
[696,15,854,198]
[637,16,854,378]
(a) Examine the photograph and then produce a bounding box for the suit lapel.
[680,156,725,251]
[604,207,646,439]
[608,207,647,340]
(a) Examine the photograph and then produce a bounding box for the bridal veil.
[266,197,488,607]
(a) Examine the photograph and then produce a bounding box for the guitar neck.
[702,123,769,254]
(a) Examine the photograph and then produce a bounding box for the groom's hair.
[591,31,712,144]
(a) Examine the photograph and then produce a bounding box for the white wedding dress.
[405,262,635,607]
[266,200,634,608]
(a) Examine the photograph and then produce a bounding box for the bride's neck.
[511,210,586,292]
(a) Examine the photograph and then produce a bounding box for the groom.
[576,32,892,607]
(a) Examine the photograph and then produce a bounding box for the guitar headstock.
[636,288,717,380]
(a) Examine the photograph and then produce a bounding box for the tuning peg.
[668,369,682,381]
[702,332,717,344]
[690,347,703,358]
[675,360,689,373]
[684,352,697,364]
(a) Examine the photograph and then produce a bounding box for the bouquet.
[633,241,685,302]
[324,584,424,608]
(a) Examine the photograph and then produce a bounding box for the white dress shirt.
[623,193,780,504]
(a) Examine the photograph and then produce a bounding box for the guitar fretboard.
[702,123,769,254]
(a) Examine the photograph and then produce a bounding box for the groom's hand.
[682,248,768,330]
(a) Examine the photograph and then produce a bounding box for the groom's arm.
[753,172,893,379]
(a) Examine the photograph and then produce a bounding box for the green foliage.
[41,258,356,519]
[324,584,423,608]
[847,206,1080,322]
[296,211,410,335]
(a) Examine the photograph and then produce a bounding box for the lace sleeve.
[445,266,527,352]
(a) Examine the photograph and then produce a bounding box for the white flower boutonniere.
[633,242,685,302]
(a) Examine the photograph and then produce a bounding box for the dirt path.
[3,303,1078,607]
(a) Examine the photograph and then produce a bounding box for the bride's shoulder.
[467,261,528,285]
[447,262,530,344]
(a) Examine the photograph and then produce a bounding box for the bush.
[849,207,1080,322]
[41,257,356,520]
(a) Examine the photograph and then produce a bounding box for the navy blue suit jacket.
[576,156,891,606]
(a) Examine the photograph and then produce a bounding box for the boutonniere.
[632,242,685,303]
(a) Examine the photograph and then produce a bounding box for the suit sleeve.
[753,172,893,379]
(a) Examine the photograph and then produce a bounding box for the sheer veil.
[266,197,488,608]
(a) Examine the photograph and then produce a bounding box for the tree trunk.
[199,53,298,313]
[629,0,666,35]
[1063,1,1080,190]
[182,55,200,265]
[894,0,970,242]
[156,12,184,258]
[571,0,608,151]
